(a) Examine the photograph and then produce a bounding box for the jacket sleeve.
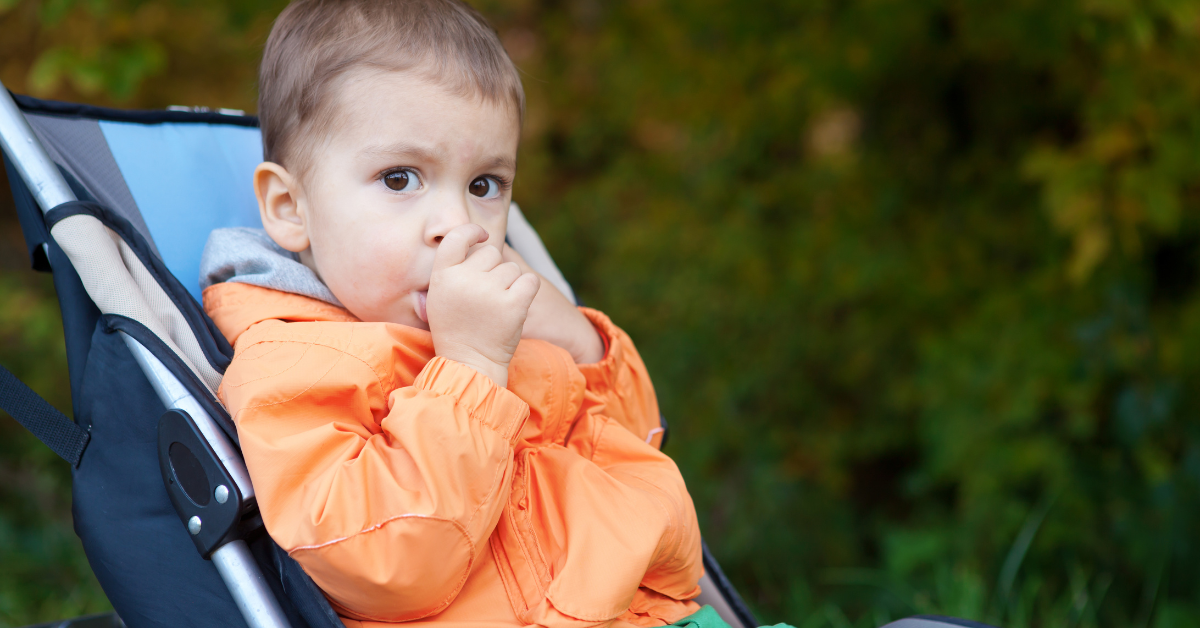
[492,414,702,626]
[219,331,527,622]
[575,307,665,447]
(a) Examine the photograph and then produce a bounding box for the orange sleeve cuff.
[414,356,529,444]
[576,306,621,381]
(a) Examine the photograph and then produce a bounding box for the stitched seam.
[607,465,682,574]
[346,325,391,393]
[240,330,393,386]
[519,460,551,585]
[418,360,523,442]
[463,441,513,531]
[288,513,469,552]
[552,347,574,444]
[420,361,478,422]
[231,346,345,422]
[265,337,385,394]
[593,424,679,523]
[508,459,550,593]
[222,329,314,389]
[241,327,360,345]
[236,343,284,362]
[450,395,485,430]
[626,472,676,554]
[541,443,673,622]
[589,419,612,465]
[544,348,561,443]
[230,341,386,412]
[591,420,681,566]
[252,331,345,344]
[345,326,386,396]
[224,339,315,389]
[512,508,546,593]
[490,535,529,616]
[447,385,517,442]
[290,514,475,623]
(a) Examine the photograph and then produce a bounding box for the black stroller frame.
[0,81,996,628]
[0,86,291,627]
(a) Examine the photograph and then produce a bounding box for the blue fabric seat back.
[17,99,264,302]
[100,120,264,302]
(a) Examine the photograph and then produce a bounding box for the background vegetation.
[1,0,1198,626]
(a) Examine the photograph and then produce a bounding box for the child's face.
[258,68,521,329]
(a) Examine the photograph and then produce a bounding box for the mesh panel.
[51,215,222,393]
[26,114,161,259]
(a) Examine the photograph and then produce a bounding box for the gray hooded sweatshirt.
[199,227,342,307]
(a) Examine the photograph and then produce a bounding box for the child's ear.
[254,161,310,253]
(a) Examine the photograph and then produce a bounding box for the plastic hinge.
[157,409,260,558]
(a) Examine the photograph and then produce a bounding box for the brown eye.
[469,176,500,199]
[383,169,418,192]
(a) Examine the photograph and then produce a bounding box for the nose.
[425,190,473,246]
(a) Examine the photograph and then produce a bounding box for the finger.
[462,244,503,272]
[508,272,541,308]
[488,261,523,286]
[502,244,535,273]
[433,224,489,272]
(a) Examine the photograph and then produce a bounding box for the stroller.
[0,84,995,628]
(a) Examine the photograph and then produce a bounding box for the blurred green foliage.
[0,271,107,627]
[1,0,1199,626]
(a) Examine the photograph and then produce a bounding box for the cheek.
[475,212,508,250]
[307,213,424,303]
[370,238,422,286]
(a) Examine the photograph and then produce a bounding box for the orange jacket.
[204,282,703,627]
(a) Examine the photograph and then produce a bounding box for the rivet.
[188,516,202,535]
[214,484,229,504]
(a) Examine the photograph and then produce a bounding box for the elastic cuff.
[414,357,528,443]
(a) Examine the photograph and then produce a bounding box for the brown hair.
[258,0,524,173]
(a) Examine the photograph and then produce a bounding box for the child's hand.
[502,245,605,365]
[428,225,541,387]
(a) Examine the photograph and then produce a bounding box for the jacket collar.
[203,282,360,346]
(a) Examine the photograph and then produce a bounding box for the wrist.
[434,342,510,388]
[567,316,605,364]
[453,356,509,388]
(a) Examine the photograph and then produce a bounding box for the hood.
[199,227,342,307]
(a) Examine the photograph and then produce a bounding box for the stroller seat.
[0,87,997,628]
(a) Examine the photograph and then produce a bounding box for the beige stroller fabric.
[51,214,224,393]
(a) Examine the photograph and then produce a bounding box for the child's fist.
[502,245,604,365]
[427,224,540,387]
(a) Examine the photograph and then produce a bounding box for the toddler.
[199,0,721,626]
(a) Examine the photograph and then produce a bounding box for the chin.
[404,319,431,331]
[389,311,429,331]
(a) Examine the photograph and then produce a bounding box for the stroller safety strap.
[0,362,89,467]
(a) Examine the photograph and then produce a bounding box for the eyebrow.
[480,154,517,172]
[360,142,516,172]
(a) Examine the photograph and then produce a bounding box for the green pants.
[670,605,795,628]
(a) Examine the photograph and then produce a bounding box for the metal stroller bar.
[0,84,291,628]
[0,87,73,209]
